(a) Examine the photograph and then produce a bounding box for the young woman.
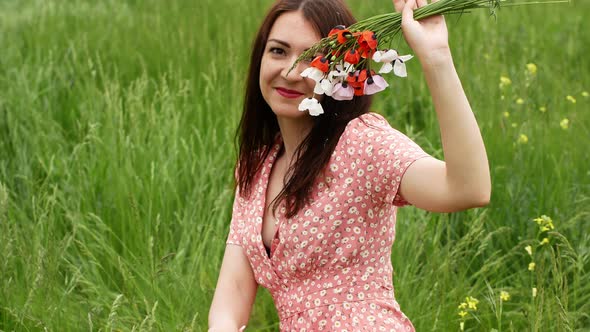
[209,0,491,330]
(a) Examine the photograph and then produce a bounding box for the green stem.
[288,0,567,74]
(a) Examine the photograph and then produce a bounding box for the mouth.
[276,87,304,99]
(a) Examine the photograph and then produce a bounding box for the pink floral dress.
[226,112,430,331]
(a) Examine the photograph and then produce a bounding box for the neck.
[276,115,314,165]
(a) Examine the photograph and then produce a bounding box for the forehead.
[267,11,321,49]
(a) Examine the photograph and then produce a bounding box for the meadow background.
[1,0,589,331]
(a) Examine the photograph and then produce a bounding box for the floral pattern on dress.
[226,112,430,331]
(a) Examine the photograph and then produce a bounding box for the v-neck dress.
[226,112,430,331]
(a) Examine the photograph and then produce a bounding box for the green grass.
[0,0,588,331]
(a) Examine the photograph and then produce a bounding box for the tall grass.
[0,0,588,331]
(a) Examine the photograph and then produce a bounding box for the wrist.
[419,47,453,70]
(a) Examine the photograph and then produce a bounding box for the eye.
[269,47,285,55]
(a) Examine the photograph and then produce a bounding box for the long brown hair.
[236,0,372,218]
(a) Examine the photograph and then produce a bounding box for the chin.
[269,99,309,118]
[272,107,309,119]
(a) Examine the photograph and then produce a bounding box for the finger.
[402,0,416,23]
[392,0,404,13]
[416,0,427,8]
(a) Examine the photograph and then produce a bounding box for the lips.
[276,87,304,99]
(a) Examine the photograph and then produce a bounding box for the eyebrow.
[267,39,291,48]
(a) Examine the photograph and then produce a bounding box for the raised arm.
[392,0,491,212]
[208,245,258,332]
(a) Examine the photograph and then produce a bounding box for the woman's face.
[259,11,322,118]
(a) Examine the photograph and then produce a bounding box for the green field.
[1,0,589,331]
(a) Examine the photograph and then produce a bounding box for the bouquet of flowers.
[293,0,564,116]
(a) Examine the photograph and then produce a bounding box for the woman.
[209,0,491,330]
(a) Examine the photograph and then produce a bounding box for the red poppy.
[346,70,368,96]
[347,69,368,82]
[358,30,378,49]
[328,25,346,37]
[329,26,353,45]
[350,81,365,96]
[346,71,357,84]
[310,55,330,73]
[359,47,376,59]
[358,69,369,83]
[357,30,378,58]
[344,49,361,65]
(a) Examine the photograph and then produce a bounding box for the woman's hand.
[392,0,450,66]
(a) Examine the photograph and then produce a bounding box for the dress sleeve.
[352,114,431,207]
[225,185,245,247]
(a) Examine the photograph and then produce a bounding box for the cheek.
[304,79,323,102]
[259,56,278,82]
[305,77,316,91]
[259,59,268,88]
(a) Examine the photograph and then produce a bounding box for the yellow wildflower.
[458,302,468,309]
[582,91,589,98]
[499,76,512,88]
[535,215,555,231]
[540,238,550,245]
[526,63,537,75]
[518,134,528,144]
[503,111,510,118]
[539,106,547,113]
[532,287,537,298]
[516,98,525,105]
[500,291,510,301]
[466,296,479,310]
[566,95,576,104]
[525,245,533,256]
[560,118,569,130]
[460,322,465,331]
[459,310,468,318]
[528,262,536,271]
[534,215,551,225]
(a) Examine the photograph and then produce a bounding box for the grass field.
[1,0,589,331]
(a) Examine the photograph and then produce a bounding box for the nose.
[280,56,306,81]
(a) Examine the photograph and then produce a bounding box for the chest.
[261,155,287,250]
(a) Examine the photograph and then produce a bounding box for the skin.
[209,1,491,330]
[392,0,492,212]
[209,12,321,332]
[257,11,325,251]
[258,11,323,168]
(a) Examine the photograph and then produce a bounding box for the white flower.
[314,78,335,96]
[324,62,354,93]
[373,49,413,77]
[329,61,354,80]
[300,67,325,82]
[373,50,398,63]
[363,75,389,95]
[315,61,357,97]
[331,82,354,101]
[298,97,324,116]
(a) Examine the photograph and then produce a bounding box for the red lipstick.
[276,87,304,99]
